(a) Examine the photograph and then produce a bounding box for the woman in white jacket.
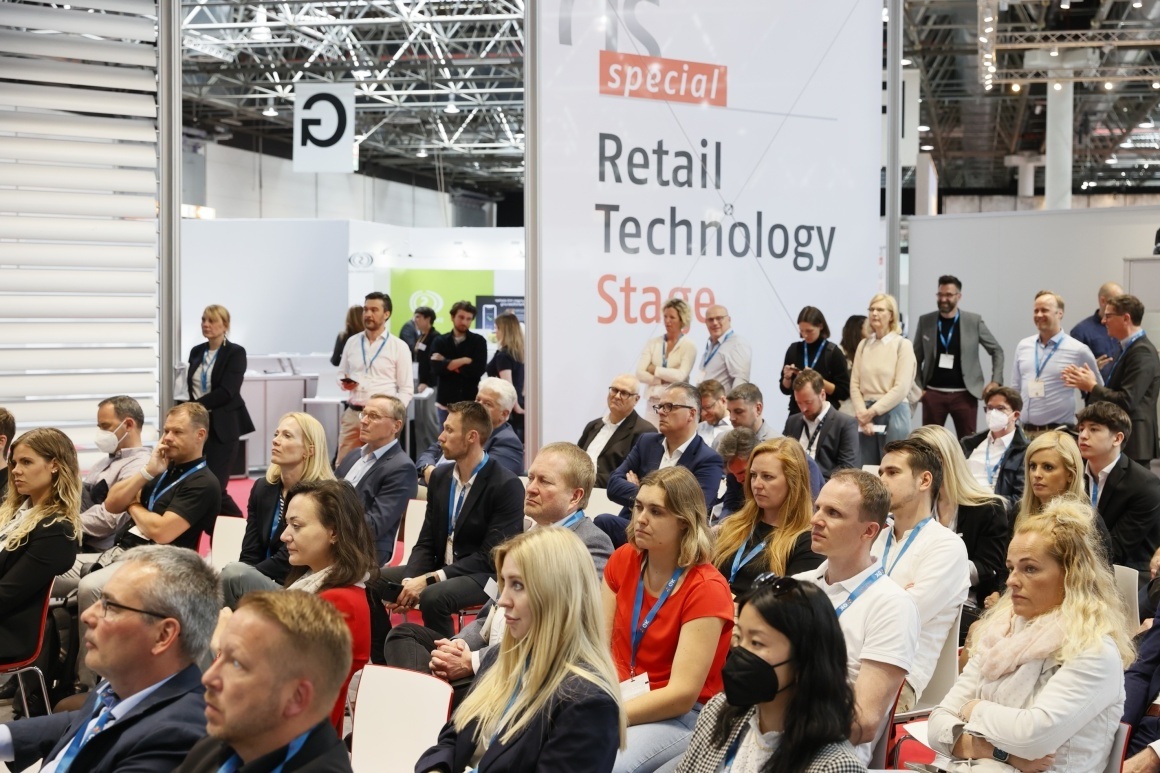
[636,297,697,426]
[928,494,1135,772]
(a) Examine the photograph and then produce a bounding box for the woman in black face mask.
[669,575,864,773]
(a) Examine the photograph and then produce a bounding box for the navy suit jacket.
[416,421,525,478]
[186,340,255,444]
[1125,620,1160,754]
[336,442,419,565]
[175,719,352,773]
[782,409,861,479]
[607,433,723,519]
[1087,334,1160,462]
[239,477,291,583]
[577,411,654,488]
[8,663,207,773]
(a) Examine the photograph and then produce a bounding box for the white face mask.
[94,420,126,454]
[986,409,1010,433]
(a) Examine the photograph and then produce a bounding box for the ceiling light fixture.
[984,26,994,33]
[985,83,993,91]
[1060,0,1070,9]
[1011,83,1021,92]
[262,97,277,117]
[918,124,930,132]
[1053,82,1063,91]
[920,144,934,151]
[901,57,912,66]
[1141,118,1155,129]
[416,148,428,158]
[444,95,460,114]
[1049,46,1059,57]
[1133,0,1143,7]
[1105,82,1114,90]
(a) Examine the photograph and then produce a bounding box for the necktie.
[56,689,120,772]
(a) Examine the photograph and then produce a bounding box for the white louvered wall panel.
[0,0,160,454]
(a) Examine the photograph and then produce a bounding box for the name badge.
[484,577,498,601]
[938,353,955,369]
[445,537,454,565]
[1028,379,1046,398]
[619,673,650,701]
[416,342,427,351]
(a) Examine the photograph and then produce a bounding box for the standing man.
[695,379,732,450]
[784,369,860,479]
[1010,290,1102,434]
[726,383,775,442]
[961,385,1029,504]
[1071,281,1124,380]
[1063,294,1160,466]
[696,304,752,393]
[337,291,414,462]
[0,407,15,497]
[913,275,1005,438]
[412,305,440,393]
[577,374,653,488]
[430,301,488,426]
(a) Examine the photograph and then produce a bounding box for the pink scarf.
[975,607,1065,682]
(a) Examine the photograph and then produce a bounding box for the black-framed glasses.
[608,386,637,399]
[96,594,169,620]
[652,403,696,415]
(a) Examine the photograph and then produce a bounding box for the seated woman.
[417,527,625,772]
[928,495,1135,772]
[672,576,864,773]
[712,438,822,598]
[603,467,735,773]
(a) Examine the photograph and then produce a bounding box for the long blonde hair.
[453,528,626,747]
[494,313,524,363]
[264,413,336,486]
[976,495,1134,667]
[713,438,813,576]
[911,425,1005,508]
[1016,431,1086,522]
[0,428,82,549]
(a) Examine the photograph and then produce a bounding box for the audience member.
[837,315,867,417]
[1013,430,1088,524]
[780,306,851,417]
[850,293,917,462]
[579,374,654,488]
[336,291,414,462]
[1076,401,1160,576]
[717,427,759,521]
[417,377,524,480]
[186,304,253,516]
[418,528,625,773]
[726,383,775,443]
[1123,601,1160,770]
[913,275,1005,439]
[1064,293,1160,465]
[961,385,1029,505]
[0,545,218,772]
[179,591,354,773]
[0,406,13,497]
[1070,281,1124,380]
[712,438,822,597]
[695,379,731,451]
[398,311,419,351]
[487,313,526,440]
[874,438,970,710]
[600,383,724,548]
[673,578,864,773]
[78,396,151,552]
[785,368,860,479]
[795,470,919,765]
[929,497,1134,772]
[430,300,489,425]
[696,304,752,393]
[604,467,734,773]
[412,305,440,393]
[637,298,698,425]
[329,304,363,367]
[371,401,524,638]
[1010,290,1102,434]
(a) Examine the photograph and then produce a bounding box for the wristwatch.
[991,746,1010,763]
[425,574,438,586]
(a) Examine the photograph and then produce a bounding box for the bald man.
[1072,281,1125,380]
[696,304,752,393]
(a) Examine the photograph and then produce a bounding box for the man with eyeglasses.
[696,304,751,393]
[961,385,1029,504]
[0,545,219,773]
[577,374,653,488]
[695,379,732,451]
[596,382,723,548]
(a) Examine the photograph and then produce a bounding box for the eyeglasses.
[608,387,638,400]
[96,594,170,620]
[935,293,960,300]
[360,412,390,423]
[652,403,696,415]
[750,573,806,600]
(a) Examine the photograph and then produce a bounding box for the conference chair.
[351,665,453,773]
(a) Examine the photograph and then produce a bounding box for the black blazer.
[406,457,524,585]
[577,411,655,488]
[782,409,861,479]
[9,663,207,773]
[778,339,850,414]
[1126,618,1160,755]
[415,652,621,773]
[175,719,352,773]
[961,427,1029,506]
[414,327,441,387]
[0,517,77,662]
[1087,334,1160,462]
[240,477,291,584]
[954,500,1010,600]
[336,443,419,565]
[1093,453,1160,575]
[187,340,256,444]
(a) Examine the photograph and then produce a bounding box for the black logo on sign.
[300,92,347,147]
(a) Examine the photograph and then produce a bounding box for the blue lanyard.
[630,562,685,674]
[147,461,207,511]
[448,454,489,534]
[729,529,766,583]
[835,565,886,618]
[469,664,527,773]
[938,311,960,352]
[267,494,285,557]
[1034,337,1060,379]
[802,339,824,369]
[216,728,311,773]
[703,330,733,368]
[721,725,749,772]
[361,333,388,368]
[984,439,1003,486]
[661,334,682,368]
[882,516,933,576]
[56,688,118,772]
[1090,472,1101,506]
[559,510,585,530]
[200,346,220,393]
[1107,331,1145,382]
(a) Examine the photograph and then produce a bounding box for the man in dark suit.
[961,385,1029,506]
[784,368,860,479]
[577,373,653,487]
[1076,401,1160,577]
[913,274,1004,438]
[176,591,353,773]
[0,546,217,773]
[597,383,724,547]
[417,377,524,482]
[1122,618,1160,766]
[336,393,419,566]
[372,401,524,638]
[1065,294,1160,466]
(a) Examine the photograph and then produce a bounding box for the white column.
[1045,82,1074,210]
[915,152,939,215]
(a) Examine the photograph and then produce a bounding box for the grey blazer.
[913,309,1005,399]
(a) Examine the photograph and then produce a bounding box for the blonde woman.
[1014,430,1086,523]
[418,527,626,772]
[487,313,526,441]
[929,496,1135,771]
[712,438,822,596]
[0,428,81,663]
[850,293,916,462]
[637,298,698,426]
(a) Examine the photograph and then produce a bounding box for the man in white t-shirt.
[874,437,970,711]
[796,469,919,766]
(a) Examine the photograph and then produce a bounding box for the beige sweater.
[850,332,916,415]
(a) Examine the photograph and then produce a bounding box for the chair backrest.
[1103,721,1130,773]
[0,589,53,672]
[587,487,617,518]
[869,681,905,768]
[210,516,247,571]
[400,499,428,565]
[915,606,963,713]
[1114,565,1140,624]
[351,665,453,773]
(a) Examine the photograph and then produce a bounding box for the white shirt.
[796,558,919,766]
[339,331,415,407]
[190,346,220,401]
[696,417,731,451]
[1085,455,1119,508]
[658,435,694,470]
[966,431,1015,491]
[697,330,753,394]
[342,440,397,488]
[585,413,626,468]
[871,517,969,700]
[797,402,832,459]
[1010,332,1102,425]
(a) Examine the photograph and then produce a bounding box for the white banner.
[530,0,882,447]
[293,83,356,173]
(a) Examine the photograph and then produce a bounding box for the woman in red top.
[602,466,734,773]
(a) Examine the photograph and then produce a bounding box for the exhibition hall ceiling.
[178,0,1160,195]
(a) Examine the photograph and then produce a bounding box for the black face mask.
[721,646,793,707]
